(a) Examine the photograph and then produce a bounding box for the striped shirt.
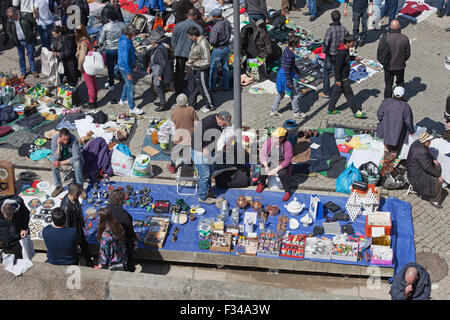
[281,46,299,87]
[209,18,232,48]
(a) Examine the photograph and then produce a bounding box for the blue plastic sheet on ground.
[82,181,415,276]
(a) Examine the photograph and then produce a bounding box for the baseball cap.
[393,86,405,98]
[272,127,287,138]
[217,111,232,126]
[209,8,222,17]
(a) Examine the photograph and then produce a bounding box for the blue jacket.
[389,262,431,300]
[276,67,298,94]
[118,34,135,74]
[139,0,165,11]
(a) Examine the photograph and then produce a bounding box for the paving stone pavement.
[0,0,449,299]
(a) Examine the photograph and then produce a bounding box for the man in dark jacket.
[390,262,431,300]
[245,0,268,23]
[175,0,194,23]
[377,86,415,176]
[5,6,38,78]
[241,20,276,64]
[0,195,30,259]
[51,25,78,86]
[327,34,365,118]
[320,10,349,99]
[100,0,123,25]
[344,0,373,47]
[71,0,89,27]
[108,188,137,272]
[0,0,12,45]
[377,19,411,99]
[406,132,444,208]
[60,183,93,265]
[171,8,203,94]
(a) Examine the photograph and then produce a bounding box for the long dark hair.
[96,207,124,242]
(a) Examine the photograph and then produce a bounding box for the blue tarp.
[82,181,416,276]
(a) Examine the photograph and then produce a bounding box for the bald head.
[390,19,400,30]
[405,267,418,284]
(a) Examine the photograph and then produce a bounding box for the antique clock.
[0,161,15,196]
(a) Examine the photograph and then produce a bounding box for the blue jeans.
[38,23,54,49]
[438,0,450,15]
[119,67,135,109]
[322,54,336,96]
[380,0,398,23]
[52,159,84,187]
[352,10,369,40]
[209,46,231,91]
[105,49,118,86]
[248,13,265,23]
[307,0,317,17]
[191,149,215,200]
[17,41,35,75]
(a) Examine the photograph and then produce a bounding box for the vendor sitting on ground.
[51,128,86,199]
[406,132,444,209]
[256,127,294,202]
[389,262,431,300]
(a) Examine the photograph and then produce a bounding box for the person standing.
[108,189,137,272]
[390,262,431,300]
[245,0,268,23]
[437,0,450,17]
[406,132,444,209]
[380,0,398,24]
[60,183,93,266]
[327,34,366,118]
[320,10,348,99]
[42,208,80,266]
[5,7,38,79]
[377,19,410,99]
[75,24,98,109]
[98,10,125,90]
[167,93,199,173]
[191,111,232,204]
[100,0,124,25]
[51,26,78,86]
[171,9,203,94]
[271,35,306,118]
[376,86,415,176]
[303,0,318,21]
[12,0,36,24]
[175,0,194,23]
[34,0,54,49]
[71,0,89,27]
[118,24,143,114]
[344,0,373,47]
[281,0,299,14]
[208,8,232,93]
[147,31,172,112]
[94,207,127,270]
[1,0,12,45]
[186,26,216,113]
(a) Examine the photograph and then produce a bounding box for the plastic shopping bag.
[83,51,105,76]
[111,144,134,176]
[336,163,362,194]
[19,235,35,260]
[132,154,154,177]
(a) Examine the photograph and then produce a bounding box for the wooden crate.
[210,231,233,252]
[144,217,170,248]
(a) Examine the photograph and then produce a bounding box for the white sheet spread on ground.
[398,1,437,23]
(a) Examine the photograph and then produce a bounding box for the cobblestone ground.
[0,0,449,298]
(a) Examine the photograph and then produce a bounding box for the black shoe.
[429,201,443,209]
[359,38,366,47]
[155,104,169,112]
[303,11,311,16]
[309,16,316,21]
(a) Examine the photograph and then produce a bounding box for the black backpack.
[377,33,391,71]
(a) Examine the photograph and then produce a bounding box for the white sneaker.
[270,111,281,117]
[118,99,128,106]
[130,107,144,115]
[202,107,212,113]
[294,112,306,118]
[104,83,111,90]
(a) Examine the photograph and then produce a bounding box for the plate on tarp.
[36,181,51,191]
[22,187,39,196]
[28,198,42,208]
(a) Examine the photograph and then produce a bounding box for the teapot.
[284,197,305,215]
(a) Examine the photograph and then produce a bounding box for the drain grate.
[416,252,448,283]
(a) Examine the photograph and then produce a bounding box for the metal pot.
[236,196,247,209]
[266,205,279,216]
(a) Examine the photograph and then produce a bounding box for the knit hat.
[209,8,222,17]
[176,94,188,107]
[272,127,287,138]
[418,132,434,144]
[393,86,405,98]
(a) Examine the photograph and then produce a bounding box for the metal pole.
[233,0,242,131]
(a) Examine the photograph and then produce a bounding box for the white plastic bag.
[132,154,154,177]
[111,145,135,176]
[19,235,35,260]
[83,51,105,76]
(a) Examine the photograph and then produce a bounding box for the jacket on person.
[51,34,78,83]
[108,205,137,243]
[378,29,411,71]
[175,0,194,23]
[100,2,124,25]
[323,22,349,56]
[138,0,165,12]
[71,0,89,26]
[259,138,293,171]
[0,195,30,249]
[171,18,203,58]
[81,137,113,180]
[406,140,441,198]
[98,20,126,50]
[334,43,355,82]
[5,12,35,46]
[389,262,431,300]
[149,43,172,84]
[51,132,83,164]
[75,36,93,72]
[245,0,269,19]
[240,23,273,60]
[187,35,211,71]
[118,34,135,74]
[60,194,85,238]
[209,18,232,48]
[376,98,415,147]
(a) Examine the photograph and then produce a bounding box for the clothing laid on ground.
[42,226,79,265]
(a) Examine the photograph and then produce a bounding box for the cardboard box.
[331,241,359,262]
[371,245,393,265]
[304,237,332,261]
[365,211,392,237]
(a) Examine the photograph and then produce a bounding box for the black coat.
[108,205,136,243]
[378,29,410,71]
[61,194,85,240]
[334,43,355,82]
[5,13,35,46]
[406,140,441,198]
[174,0,194,24]
[0,195,30,249]
[389,262,431,300]
[100,2,124,25]
[51,34,79,85]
